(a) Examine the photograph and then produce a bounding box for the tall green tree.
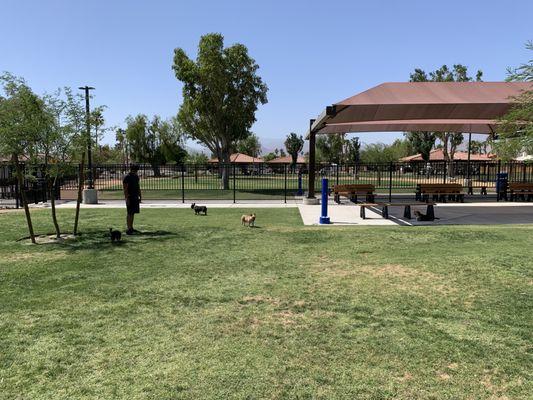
[41,88,77,238]
[125,114,187,173]
[173,33,268,189]
[404,131,435,162]
[89,105,107,153]
[159,116,188,164]
[493,42,533,159]
[316,134,344,164]
[115,128,129,164]
[284,132,304,168]
[125,114,164,176]
[236,133,261,157]
[344,137,361,164]
[0,73,49,243]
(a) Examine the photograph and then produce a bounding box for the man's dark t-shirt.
[123,173,141,215]
[123,173,140,199]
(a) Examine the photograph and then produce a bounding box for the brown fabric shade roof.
[317,119,498,134]
[313,82,532,134]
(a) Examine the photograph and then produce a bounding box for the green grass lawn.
[0,209,531,399]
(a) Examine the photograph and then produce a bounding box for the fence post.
[284,164,287,204]
[443,161,447,184]
[233,164,236,204]
[388,162,393,202]
[497,159,501,202]
[181,164,185,203]
[15,176,19,209]
[523,162,527,183]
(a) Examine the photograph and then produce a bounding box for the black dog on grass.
[191,203,207,215]
[109,228,122,242]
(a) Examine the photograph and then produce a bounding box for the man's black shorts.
[126,197,140,215]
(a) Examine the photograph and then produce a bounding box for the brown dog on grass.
[241,213,256,227]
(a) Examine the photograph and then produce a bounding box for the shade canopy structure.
[305,81,533,200]
[311,82,532,135]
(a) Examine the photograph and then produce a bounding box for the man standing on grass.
[123,164,141,235]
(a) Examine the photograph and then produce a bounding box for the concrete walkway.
[298,201,533,226]
[25,199,533,226]
[30,199,299,209]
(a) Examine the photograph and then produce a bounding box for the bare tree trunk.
[220,151,230,190]
[73,151,86,235]
[50,175,61,238]
[12,154,36,244]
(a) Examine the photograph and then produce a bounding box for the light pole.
[79,86,95,189]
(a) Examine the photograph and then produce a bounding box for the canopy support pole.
[467,132,472,179]
[307,119,316,199]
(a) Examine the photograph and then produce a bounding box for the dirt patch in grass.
[311,258,457,297]
[238,295,281,306]
[0,250,68,263]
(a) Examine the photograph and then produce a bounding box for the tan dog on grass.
[241,213,256,227]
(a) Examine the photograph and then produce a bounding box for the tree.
[404,131,436,162]
[469,140,484,154]
[0,73,49,243]
[126,114,187,172]
[493,42,533,160]
[408,64,483,174]
[115,128,129,164]
[316,134,344,164]
[236,133,261,157]
[359,141,412,164]
[63,88,88,236]
[173,33,268,189]
[262,152,277,162]
[284,132,304,169]
[344,137,361,164]
[41,88,79,238]
[89,105,107,154]
[125,114,164,175]
[506,41,533,82]
[159,116,188,164]
[186,151,209,164]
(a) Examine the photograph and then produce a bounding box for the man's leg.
[127,213,134,232]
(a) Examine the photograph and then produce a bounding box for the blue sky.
[1,0,532,153]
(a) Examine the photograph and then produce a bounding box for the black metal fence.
[1,160,533,206]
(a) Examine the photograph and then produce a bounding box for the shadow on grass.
[17,230,180,252]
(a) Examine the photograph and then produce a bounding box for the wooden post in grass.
[181,164,185,203]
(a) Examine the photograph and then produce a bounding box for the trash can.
[496,172,508,201]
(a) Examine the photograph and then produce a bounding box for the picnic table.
[358,202,436,220]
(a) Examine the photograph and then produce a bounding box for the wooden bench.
[416,183,464,203]
[359,202,436,220]
[333,184,375,203]
[509,183,533,201]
